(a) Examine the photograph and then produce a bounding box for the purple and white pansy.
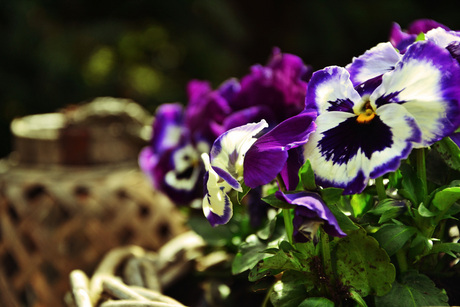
[304,40,460,194]
[202,120,268,226]
[139,103,209,204]
[202,112,317,226]
[275,191,346,242]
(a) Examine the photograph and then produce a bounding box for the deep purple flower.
[275,191,346,242]
[229,47,312,124]
[185,79,234,143]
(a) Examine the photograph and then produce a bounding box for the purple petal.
[210,120,269,191]
[407,19,450,35]
[185,80,232,142]
[275,191,346,238]
[222,106,276,131]
[279,147,305,191]
[305,66,360,115]
[372,40,460,147]
[346,42,401,86]
[230,48,309,122]
[202,156,234,226]
[244,112,317,188]
[303,104,421,194]
[389,22,414,50]
[151,103,185,153]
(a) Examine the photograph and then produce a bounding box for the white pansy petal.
[425,27,460,48]
[210,120,268,190]
[303,104,421,194]
[346,42,402,86]
[202,153,233,226]
[305,66,361,115]
[371,40,460,147]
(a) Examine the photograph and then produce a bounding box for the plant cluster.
[140,19,460,306]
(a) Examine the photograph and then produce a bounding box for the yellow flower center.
[356,102,375,124]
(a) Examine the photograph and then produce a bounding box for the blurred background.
[2,0,460,158]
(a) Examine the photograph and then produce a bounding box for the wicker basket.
[0,98,187,307]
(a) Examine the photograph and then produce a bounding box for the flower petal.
[303,103,421,194]
[151,103,185,153]
[425,27,460,49]
[275,191,346,238]
[210,120,268,191]
[346,42,401,86]
[305,66,360,114]
[372,40,460,147]
[243,112,316,188]
[202,153,233,226]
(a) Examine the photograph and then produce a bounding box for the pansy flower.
[304,41,460,194]
[139,103,209,204]
[202,112,317,226]
[275,191,346,242]
[389,19,449,52]
[229,47,312,125]
[185,79,235,143]
[425,27,460,63]
[347,24,460,87]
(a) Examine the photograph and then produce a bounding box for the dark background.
[2,0,460,158]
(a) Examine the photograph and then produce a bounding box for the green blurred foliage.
[1,0,460,157]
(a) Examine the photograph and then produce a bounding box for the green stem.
[277,174,293,244]
[283,209,294,245]
[320,227,334,281]
[415,148,427,202]
[375,176,387,201]
[262,283,274,307]
[396,248,408,274]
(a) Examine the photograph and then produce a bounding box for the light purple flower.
[139,103,209,204]
[276,191,346,242]
[304,41,460,194]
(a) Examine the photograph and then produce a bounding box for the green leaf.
[388,169,402,189]
[415,32,426,41]
[427,242,460,258]
[187,214,235,246]
[249,251,299,282]
[375,271,449,307]
[262,193,296,209]
[364,198,405,224]
[432,186,460,211]
[281,270,315,286]
[432,136,460,171]
[335,228,396,297]
[320,187,344,206]
[299,159,316,191]
[257,210,279,240]
[237,182,251,204]
[327,203,359,233]
[350,193,373,217]
[417,202,437,217]
[279,240,295,252]
[399,163,425,206]
[294,241,317,258]
[298,297,335,307]
[349,289,368,307]
[232,234,271,275]
[372,224,417,257]
[270,280,308,307]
